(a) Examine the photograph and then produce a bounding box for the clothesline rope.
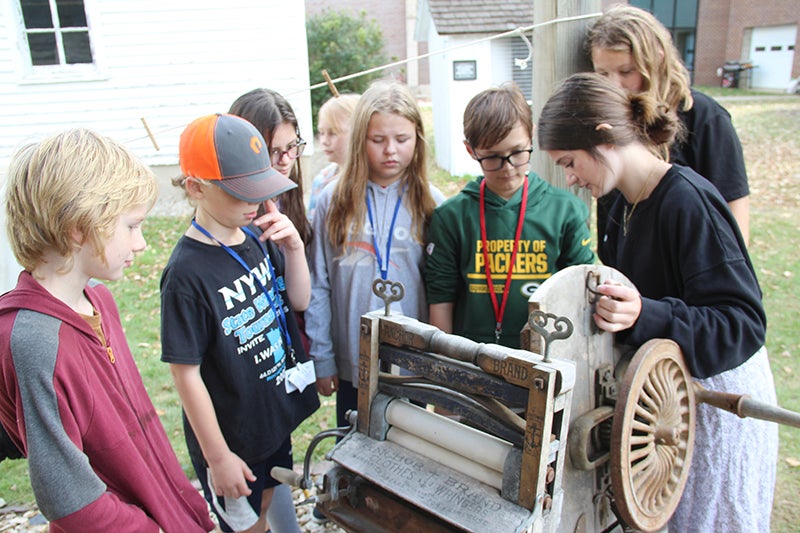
[129,12,602,147]
[286,12,600,97]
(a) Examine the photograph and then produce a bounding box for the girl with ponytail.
[538,72,777,533]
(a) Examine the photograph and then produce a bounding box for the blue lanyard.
[190,219,293,357]
[365,183,407,280]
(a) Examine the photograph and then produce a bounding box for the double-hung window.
[20,0,93,66]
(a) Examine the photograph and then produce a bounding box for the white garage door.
[750,24,797,89]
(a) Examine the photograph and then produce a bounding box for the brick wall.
[693,0,731,85]
[695,0,799,86]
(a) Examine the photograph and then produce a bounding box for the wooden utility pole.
[531,2,601,207]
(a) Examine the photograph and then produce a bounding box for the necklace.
[622,167,659,236]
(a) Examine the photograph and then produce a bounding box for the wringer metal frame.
[276,265,800,533]
[331,301,575,532]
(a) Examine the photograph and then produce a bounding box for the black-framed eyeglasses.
[475,148,533,171]
[270,138,306,161]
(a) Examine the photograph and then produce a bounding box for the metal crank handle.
[270,466,308,489]
[694,383,800,428]
[295,493,334,506]
[295,486,356,507]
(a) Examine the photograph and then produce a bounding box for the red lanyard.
[479,177,528,343]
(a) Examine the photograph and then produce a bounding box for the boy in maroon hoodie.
[0,128,215,532]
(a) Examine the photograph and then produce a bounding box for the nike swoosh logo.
[581,238,592,246]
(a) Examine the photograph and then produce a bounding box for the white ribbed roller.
[386,426,504,490]
[384,399,513,473]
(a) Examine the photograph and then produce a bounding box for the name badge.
[285,360,316,393]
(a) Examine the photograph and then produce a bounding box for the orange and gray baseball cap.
[179,113,297,203]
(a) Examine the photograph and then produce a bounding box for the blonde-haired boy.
[0,128,214,532]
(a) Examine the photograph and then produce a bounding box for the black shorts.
[193,437,293,532]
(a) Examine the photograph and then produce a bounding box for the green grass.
[694,84,794,98]
[756,213,800,532]
[1,96,799,531]
[725,95,800,533]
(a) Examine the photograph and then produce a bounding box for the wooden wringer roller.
[275,266,800,533]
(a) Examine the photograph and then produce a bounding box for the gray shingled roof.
[427,0,534,34]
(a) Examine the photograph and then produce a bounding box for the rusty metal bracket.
[372,279,405,316]
[527,310,573,363]
[585,270,603,334]
[568,406,614,471]
[585,270,602,304]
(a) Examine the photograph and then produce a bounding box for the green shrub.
[306,9,388,130]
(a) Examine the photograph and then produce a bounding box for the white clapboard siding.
[0,0,313,169]
[0,0,313,293]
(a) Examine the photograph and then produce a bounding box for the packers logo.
[520,282,540,298]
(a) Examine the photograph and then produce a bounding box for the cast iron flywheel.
[610,339,696,532]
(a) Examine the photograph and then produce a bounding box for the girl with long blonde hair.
[586,4,750,244]
[539,72,775,533]
[306,80,444,428]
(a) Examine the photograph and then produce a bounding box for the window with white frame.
[20,0,93,66]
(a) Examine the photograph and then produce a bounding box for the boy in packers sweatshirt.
[425,83,594,348]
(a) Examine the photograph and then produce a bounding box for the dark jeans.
[335,379,359,429]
